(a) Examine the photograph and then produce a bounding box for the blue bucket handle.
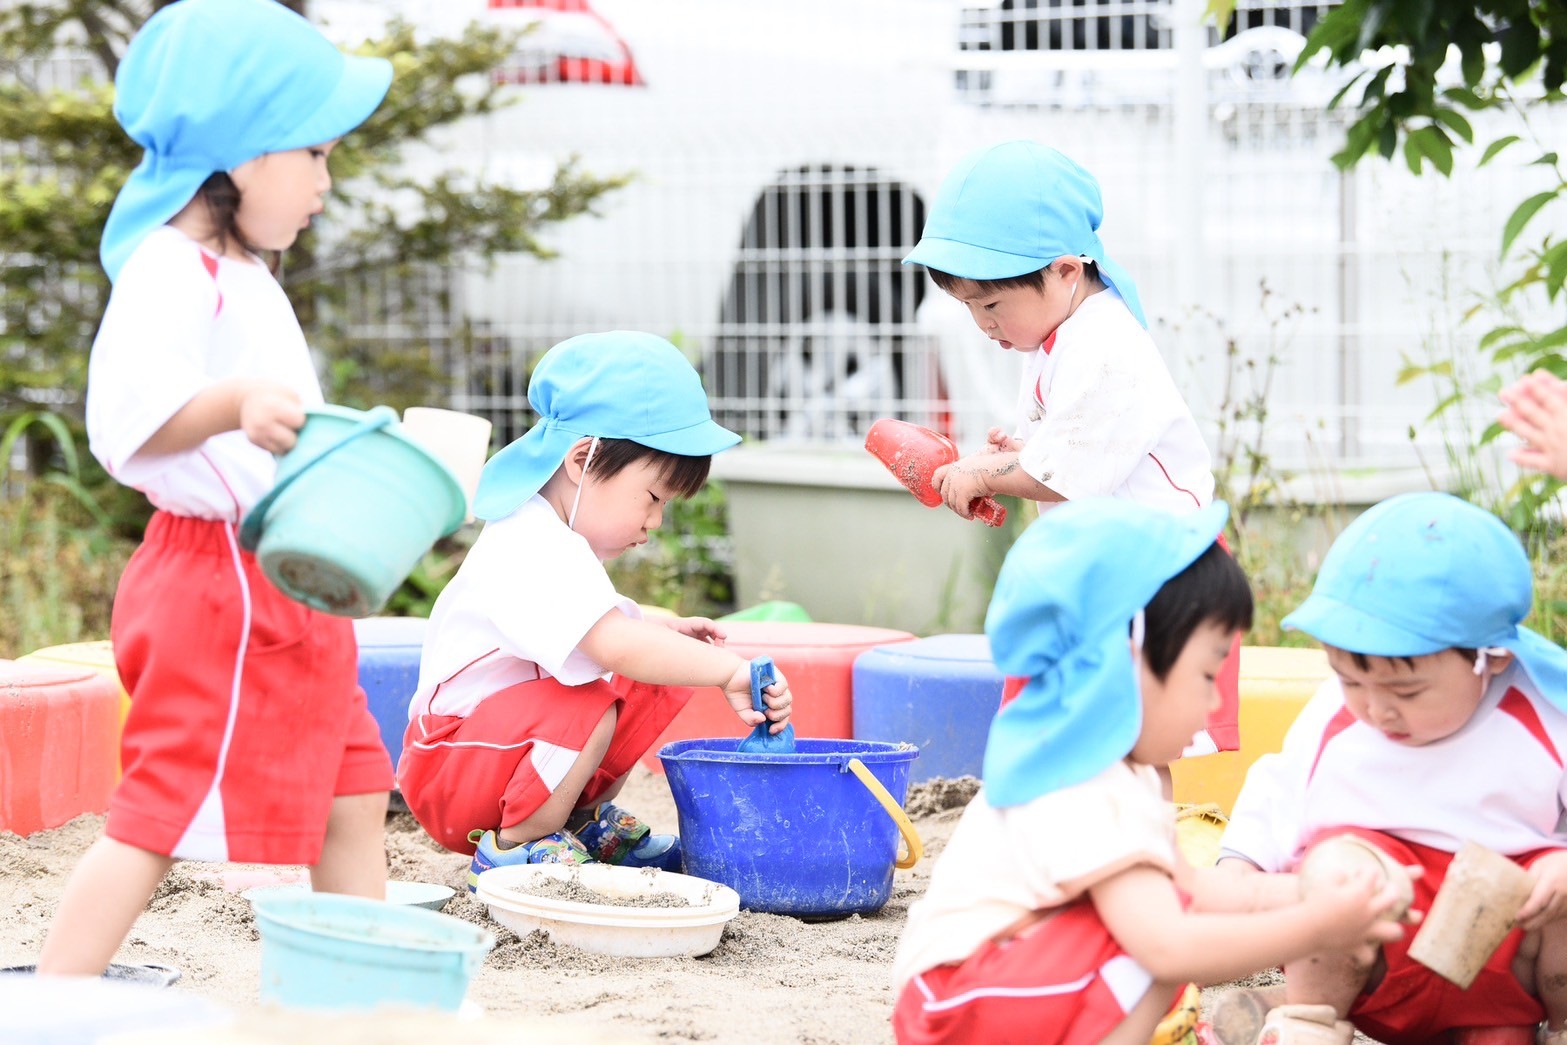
[239,405,400,552]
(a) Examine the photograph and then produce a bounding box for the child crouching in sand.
[890,498,1408,1043]
[1213,492,1567,1045]
[398,331,793,886]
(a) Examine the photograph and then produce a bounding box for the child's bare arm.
[1091,863,1406,986]
[932,450,1063,516]
[578,609,793,732]
[1184,861,1303,914]
[138,377,305,456]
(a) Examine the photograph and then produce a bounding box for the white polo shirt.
[1222,662,1567,869]
[409,495,640,720]
[891,760,1176,988]
[1015,289,1214,513]
[86,226,323,520]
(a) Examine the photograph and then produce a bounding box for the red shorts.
[1305,828,1549,1044]
[398,674,693,855]
[891,901,1169,1044]
[108,512,393,865]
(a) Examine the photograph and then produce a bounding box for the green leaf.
[1434,107,1474,143]
[1403,135,1424,174]
[1410,125,1455,176]
[1203,0,1239,30]
[1503,192,1560,257]
[1479,325,1528,352]
[1379,120,1399,160]
[1480,135,1522,167]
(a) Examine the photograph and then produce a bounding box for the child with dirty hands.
[1212,492,1567,1045]
[890,498,1408,1045]
[902,139,1215,520]
[398,331,792,886]
[904,140,1242,762]
[1499,369,1567,480]
[40,0,396,977]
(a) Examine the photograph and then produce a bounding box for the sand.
[0,769,978,1044]
[0,770,1387,1044]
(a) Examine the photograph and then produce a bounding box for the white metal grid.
[314,0,1566,480]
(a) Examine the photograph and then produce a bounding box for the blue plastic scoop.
[736,655,795,754]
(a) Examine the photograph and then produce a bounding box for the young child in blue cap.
[905,138,1241,760]
[1215,492,1567,1045]
[40,0,394,975]
[398,331,794,885]
[890,498,1406,1044]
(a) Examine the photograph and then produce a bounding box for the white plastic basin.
[475,864,740,958]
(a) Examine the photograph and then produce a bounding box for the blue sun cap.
[1282,491,1567,705]
[100,0,393,282]
[472,331,741,521]
[902,140,1147,327]
[983,498,1229,807]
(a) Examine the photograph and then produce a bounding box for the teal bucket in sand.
[252,893,494,1012]
[240,405,466,618]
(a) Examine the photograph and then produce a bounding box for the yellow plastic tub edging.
[1169,646,1331,815]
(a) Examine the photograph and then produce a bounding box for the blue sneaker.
[568,803,682,872]
[466,827,593,893]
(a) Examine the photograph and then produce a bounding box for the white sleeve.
[1220,678,1344,871]
[85,239,219,478]
[480,511,636,684]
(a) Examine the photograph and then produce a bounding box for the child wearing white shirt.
[398,331,793,887]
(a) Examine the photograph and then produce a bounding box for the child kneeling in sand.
[889,498,1407,1044]
[1212,492,1567,1045]
[398,331,792,886]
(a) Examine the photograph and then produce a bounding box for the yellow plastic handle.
[847,757,923,870]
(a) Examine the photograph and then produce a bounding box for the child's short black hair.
[1320,645,1478,672]
[588,437,712,499]
[1140,542,1253,680]
[925,260,1101,298]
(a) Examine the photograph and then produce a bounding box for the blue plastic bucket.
[658,738,921,917]
[252,893,494,1012]
[240,405,465,619]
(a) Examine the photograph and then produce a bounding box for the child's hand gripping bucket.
[658,738,923,918]
[240,405,467,618]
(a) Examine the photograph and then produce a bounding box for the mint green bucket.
[253,893,494,1012]
[240,405,466,618]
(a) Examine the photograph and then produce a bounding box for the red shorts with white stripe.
[397,674,694,855]
[1307,827,1549,1044]
[108,512,393,865]
[891,900,1168,1045]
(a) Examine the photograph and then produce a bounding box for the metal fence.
[323,0,1564,484]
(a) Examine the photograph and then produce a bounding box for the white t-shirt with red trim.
[1015,289,1214,512]
[1221,662,1567,870]
[86,226,324,521]
[891,760,1176,987]
[409,495,640,720]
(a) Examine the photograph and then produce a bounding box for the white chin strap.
[567,436,599,531]
[1473,646,1508,676]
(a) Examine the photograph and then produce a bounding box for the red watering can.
[864,418,1007,528]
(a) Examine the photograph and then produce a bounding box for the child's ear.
[1052,256,1086,283]
[562,436,598,482]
